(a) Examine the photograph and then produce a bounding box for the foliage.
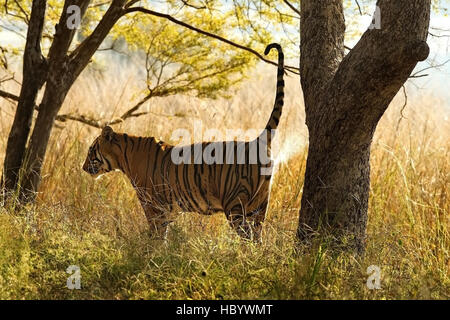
[0,0,298,99]
[1,0,448,98]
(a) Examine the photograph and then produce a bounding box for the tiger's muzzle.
[83,161,100,175]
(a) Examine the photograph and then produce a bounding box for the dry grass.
[0,63,448,299]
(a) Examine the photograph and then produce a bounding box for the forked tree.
[297,0,431,252]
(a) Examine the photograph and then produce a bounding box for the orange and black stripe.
[259,43,285,147]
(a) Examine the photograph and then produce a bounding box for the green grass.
[0,128,447,299]
[0,67,448,299]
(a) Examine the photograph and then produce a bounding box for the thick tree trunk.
[298,121,373,253]
[1,0,47,197]
[297,0,431,253]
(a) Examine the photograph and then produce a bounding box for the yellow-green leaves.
[1,0,295,99]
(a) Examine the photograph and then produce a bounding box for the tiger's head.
[83,126,122,178]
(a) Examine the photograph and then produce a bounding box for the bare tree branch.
[396,84,408,131]
[0,89,19,101]
[69,0,128,78]
[282,0,300,16]
[354,0,362,15]
[428,31,450,38]
[123,6,300,75]
[0,24,27,39]
[4,0,29,24]
[430,26,450,32]
[409,58,450,78]
[13,0,30,23]
[89,1,111,8]
[0,88,152,129]
[180,0,207,10]
[125,0,140,8]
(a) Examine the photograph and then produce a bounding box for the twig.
[0,89,19,101]
[409,58,450,78]
[0,88,153,129]
[396,85,407,131]
[355,0,362,16]
[430,26,450,32]
[428,32,450,38]
[89,1,111,8]
[13,0,30,23]
[180,0,206,10]
[4,0,29,24]
[125,0,140,9]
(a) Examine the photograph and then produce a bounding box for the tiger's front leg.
[141,202,170,240]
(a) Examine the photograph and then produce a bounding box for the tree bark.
[19,79,72,202]
[16,0,89,202]
[297,0,431,253]
[1,0,47,198]
[18,0,127,202]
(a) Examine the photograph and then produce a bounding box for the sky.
[1,3,449,107]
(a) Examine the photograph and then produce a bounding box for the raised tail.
[259,43,285,146]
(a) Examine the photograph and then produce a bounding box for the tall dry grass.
[0,62,448,299]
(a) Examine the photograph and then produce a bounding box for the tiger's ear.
[102,126,114,142]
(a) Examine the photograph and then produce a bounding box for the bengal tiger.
[82,43,285,241]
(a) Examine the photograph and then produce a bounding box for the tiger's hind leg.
[223,193,250,240]
[142,203,171,240]
[226,208,252,240]
[248,200,268,243]
[225,199,267,242]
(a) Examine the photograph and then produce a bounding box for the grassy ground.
[0,65,448,299]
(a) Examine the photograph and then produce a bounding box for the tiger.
[82,43,285,241]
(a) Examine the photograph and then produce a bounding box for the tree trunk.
[19,79,71,202]
[16,0,127,202]
[297,0,431,253]
[2,0,127,203]
[1,0,47,197]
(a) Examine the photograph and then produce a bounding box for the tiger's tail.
[259,43,285,147]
